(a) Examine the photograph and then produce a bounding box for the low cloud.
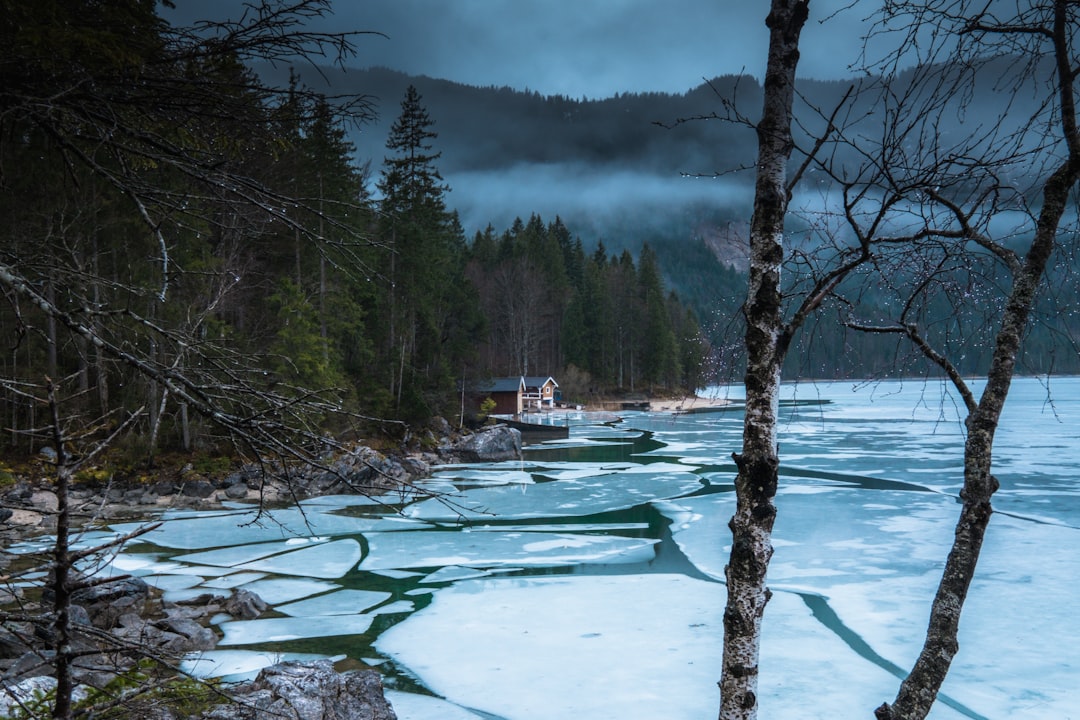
[446,162,756,239]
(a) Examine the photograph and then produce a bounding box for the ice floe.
[361,530,657,571]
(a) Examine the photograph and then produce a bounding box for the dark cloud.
[164,1,871,98]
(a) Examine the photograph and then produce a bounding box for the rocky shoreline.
[0,423,524,719]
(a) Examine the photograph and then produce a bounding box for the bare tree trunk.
[46,380,74,720]
[180,401,191,451]
[148,385,169,468]
[877,100,1080,720]
[719,2,808,718]
[46,279,58,378]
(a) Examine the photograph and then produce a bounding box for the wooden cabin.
[521,376,559,410]
[471,375,560,415]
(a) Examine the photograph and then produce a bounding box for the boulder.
[0,676,87,716]
[442,425,522,463]
[71,576,150,629]
[200,660,396,720]
[224,589,267,620]
[157,617,218,651]
[0,625,29,659]
[179,480,216,498]
[223,483,250,499]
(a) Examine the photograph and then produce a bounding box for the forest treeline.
[0,0,704,460]
[3,1,1077,463]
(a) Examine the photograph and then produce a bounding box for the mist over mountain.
[267,62,1073,377]
[281,60,1041,264]
[272,65,785,249]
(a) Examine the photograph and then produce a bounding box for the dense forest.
[3,1,1078,462]
[0,2,705,461]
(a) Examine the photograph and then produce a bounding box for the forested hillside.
[287,63,1079,380]
[4,2,1078,463]
[0,0,705,461]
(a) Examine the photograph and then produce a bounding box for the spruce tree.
[376,85,475,419]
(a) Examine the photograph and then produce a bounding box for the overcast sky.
[167,1,874,98]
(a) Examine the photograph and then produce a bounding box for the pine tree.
[375,85,477,419]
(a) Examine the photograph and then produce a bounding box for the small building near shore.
[470,375,560,415]
[522,376,560,410]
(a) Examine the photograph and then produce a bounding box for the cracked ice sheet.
[276,588,391,616]
[655,487,1080,718]
[175,537,333,568]
[236,577,339,605]
[402,468,702,521]
[375,574,937,720]
[110,509,425,550]
[384,690,487,720]
[361,531,657,571]
[218,614,374,645]
[426,469,535,486]
[236,539,362,579]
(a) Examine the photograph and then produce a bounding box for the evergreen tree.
[375,85,477,419]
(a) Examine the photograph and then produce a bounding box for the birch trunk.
[719,2,808,718]
[46,381,74,720]
[876,3,1080,716]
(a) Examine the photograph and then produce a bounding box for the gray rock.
[201,660,396,720]
[179,480,216,498]
[71,576,150,629]
[157,617,218,651]
[153,480,179,495]
[0,675,87,716]
[444,425,522,462]
[224,483,249,499]
[0,626,29,659]
[6,650,56,681]
[224,589,267,620]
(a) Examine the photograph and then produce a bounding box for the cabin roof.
[522,376,558,389]
[472,377,526,393]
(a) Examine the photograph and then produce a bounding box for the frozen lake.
[67,377,1080,718]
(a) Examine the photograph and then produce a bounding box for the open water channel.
[17,377,1080,719]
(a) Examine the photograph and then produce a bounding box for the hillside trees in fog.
[0,0,711,463]
[287,61,1080,379]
